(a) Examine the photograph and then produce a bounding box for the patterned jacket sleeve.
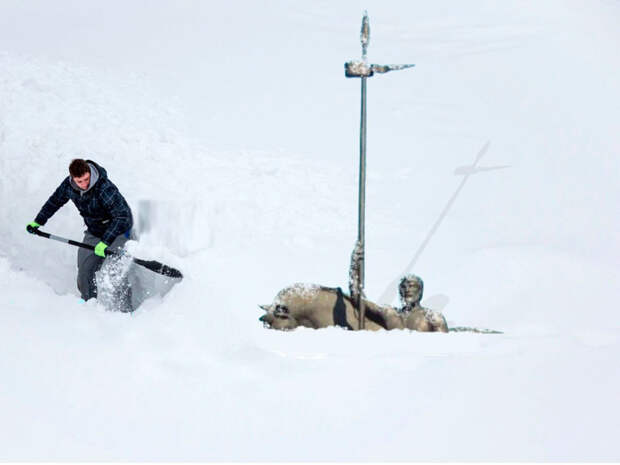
[99,181,133,245]
[34,179,71,226]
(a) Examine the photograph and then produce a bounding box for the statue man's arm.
[348,240,364,303]
[362,299,397,328]
[348,240,403,329]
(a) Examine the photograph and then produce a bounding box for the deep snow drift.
[1,0,619,461]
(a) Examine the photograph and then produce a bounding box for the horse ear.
[259,304,272,312]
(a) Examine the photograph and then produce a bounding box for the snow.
[1,0,619,461]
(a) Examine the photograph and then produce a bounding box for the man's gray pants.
[77,231,129,307]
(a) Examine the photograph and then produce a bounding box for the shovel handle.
[27,226,182,278]
[27,225,116,256]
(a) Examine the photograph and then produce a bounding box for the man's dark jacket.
[35,160,133,245]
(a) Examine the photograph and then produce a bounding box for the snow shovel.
[27,226,183,279]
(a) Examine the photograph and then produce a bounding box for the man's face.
[400,279,422,305]
[73,172,90,190]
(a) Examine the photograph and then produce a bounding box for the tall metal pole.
[344,12,414,330]
[358,74,367,329]
[357,12,370,330]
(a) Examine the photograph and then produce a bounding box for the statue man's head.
[399,274,424,306]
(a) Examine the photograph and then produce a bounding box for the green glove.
[94,241,108,258]
[26,221,41,233]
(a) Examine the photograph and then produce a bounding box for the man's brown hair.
[69,159,90,178]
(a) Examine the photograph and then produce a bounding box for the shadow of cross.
[377,141,509,306]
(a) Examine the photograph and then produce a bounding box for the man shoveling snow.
[27,158,135,311]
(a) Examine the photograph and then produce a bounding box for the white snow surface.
[1,0,620,461]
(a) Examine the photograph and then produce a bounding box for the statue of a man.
[349,241,448,332]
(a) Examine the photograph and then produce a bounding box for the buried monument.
[259,13,500,334]
[260,242,449,332]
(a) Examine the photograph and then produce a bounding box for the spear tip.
[360,11,370,58]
